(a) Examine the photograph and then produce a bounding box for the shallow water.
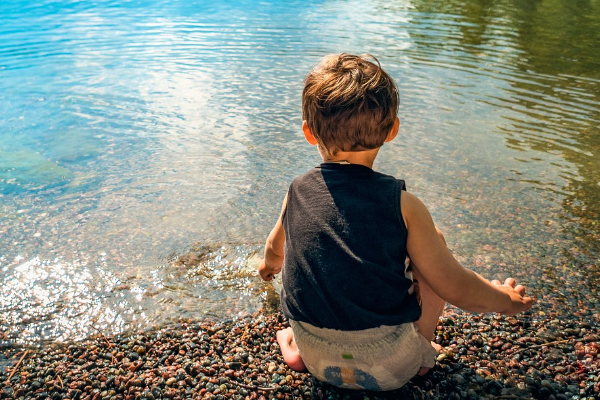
[1,0,599,346]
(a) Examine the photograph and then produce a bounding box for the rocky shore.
[1,311,599,400]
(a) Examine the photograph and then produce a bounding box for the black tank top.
[280,162,421,331]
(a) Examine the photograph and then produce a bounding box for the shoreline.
[1,311,599,399]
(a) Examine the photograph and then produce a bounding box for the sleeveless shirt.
[280,162,421,331]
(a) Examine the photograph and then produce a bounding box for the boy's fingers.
[523,296,535,310]
[504,278,516,288]
[261,272,274,281]
[515,284,526,296]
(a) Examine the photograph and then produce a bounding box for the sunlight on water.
[1,255,122,344]
[1,0,599,345]
[0,244,269,346]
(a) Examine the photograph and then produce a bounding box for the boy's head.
[302,53,399,155]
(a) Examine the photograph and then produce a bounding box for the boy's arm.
[402,191,534,315]
[258,194,287,281]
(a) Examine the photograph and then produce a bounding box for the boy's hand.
[259,193,287,281]
[491,277,535,315]
[259,258,281,281]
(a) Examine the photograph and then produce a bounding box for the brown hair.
[302,53,399,155]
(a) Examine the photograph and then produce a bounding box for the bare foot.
[276,328,306,371]
[418,341,442,376]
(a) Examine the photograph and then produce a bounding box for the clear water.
[1,0,599,346]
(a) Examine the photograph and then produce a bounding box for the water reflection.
[404,0,600,316]
[1,0,599,346]
[411,0,600,263]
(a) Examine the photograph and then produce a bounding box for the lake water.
[1,0,599,347]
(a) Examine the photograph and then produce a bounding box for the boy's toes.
[276,327,292,346]
[275,327,307,372]
[286,357,307,372]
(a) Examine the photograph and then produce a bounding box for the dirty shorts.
[289,319,437,391]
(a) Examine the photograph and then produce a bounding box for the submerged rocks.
[1,311,598,399]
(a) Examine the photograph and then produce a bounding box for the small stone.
[165,377,177,386]
[256,376,267,384]
[567,385,579,393]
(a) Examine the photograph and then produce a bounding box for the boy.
[258,53,534,391]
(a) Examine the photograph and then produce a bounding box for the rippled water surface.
[1,0,599,346]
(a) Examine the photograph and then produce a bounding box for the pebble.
[0,311,598,399]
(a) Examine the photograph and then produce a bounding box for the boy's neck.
[319,147,381,169]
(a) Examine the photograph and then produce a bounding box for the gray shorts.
[290,319,437,391]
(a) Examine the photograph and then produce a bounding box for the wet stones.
[1,311,599,399]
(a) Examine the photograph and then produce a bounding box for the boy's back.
[281,162,420,331]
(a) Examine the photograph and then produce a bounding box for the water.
[1,0,599,347]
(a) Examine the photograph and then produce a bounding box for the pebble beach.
[2,309,599,400]
[2,0,600,399]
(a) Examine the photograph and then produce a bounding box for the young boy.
[258,53,534,391]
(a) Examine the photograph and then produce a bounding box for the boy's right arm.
[258,194,287,281]
[402,191,534,315]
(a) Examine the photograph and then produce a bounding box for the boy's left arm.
[258,194,287,281]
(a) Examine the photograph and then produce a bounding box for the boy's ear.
[302,121,319,145]
[384,117,399,143]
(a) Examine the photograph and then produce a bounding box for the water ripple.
[1,0,599,345]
